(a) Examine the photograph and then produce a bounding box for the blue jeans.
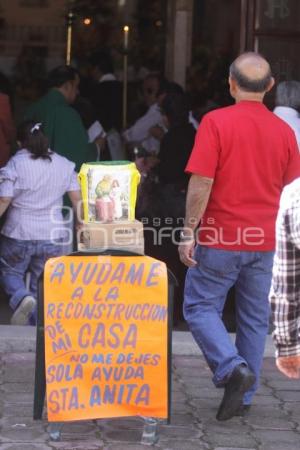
[183,246,274,405]
[0,235,63,323]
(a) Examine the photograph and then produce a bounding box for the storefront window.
[256,0,299,31]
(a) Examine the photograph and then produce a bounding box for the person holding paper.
[25,65,103,171]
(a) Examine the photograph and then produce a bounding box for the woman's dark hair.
[161,93,190,127]
[17,120,52,160]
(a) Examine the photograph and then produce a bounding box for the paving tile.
[190,397,221,410]
[244,404,287,419]
[251,429,300,445]
[98,417,143,430]
[184,386,223,399]
[265,379,300,390]
[170,381,183,392]
[0,425,48,442]
[168,413,198,427]
[203,430,257,448]
[101,429,143,443]
[2,367,35,384]
[201,417,247,435]
[2,384,34,394]
[160,441,209,450]
[275,390,300,402]
[158,424,202,440]
[175,367,211,378]
[51,441,104,450]
[243,415,295,430]
[263,372,292,381]
[170,390,188,402]
[0,445,52,450]
[0,416,45,428]
[177,377,215,387]
[255,385,273,395]
[54,421,99,434]
[2,353,35,364]
[2,392,34,405]
[54,433,102,443]
[170,401,194,413]
[2,405,34,417]
[259,445,300,450]
[251,396,281,406]
[283,402,300,416]
[214,448,256,450]
[261,358,278,370]
[104,445,158,450]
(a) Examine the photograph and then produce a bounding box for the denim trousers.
[183,245,274,405]
[0,235,63,323]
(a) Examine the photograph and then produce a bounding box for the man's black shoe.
[234,404,251,417]
[216,365,255,421]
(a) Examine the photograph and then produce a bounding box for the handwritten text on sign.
[44,255,168,422]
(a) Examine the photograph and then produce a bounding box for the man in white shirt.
[124,76,187,155]
[123,73,164,154]
[273,81,300,150]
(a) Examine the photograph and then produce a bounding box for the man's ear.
[266,77,275,92]
[228,76,237,96]
[228,75,236,89]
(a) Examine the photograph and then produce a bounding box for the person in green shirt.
[25,65,103,171]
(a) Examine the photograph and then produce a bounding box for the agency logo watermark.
[48,206,265,248]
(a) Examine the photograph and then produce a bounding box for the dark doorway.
[190,0,242,108]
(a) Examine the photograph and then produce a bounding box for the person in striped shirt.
[0,120,81,326]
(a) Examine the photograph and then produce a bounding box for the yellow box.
[78,161,140,223]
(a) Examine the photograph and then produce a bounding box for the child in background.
[0,120,81,325]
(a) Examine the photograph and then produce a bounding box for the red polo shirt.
[186,100,300,251]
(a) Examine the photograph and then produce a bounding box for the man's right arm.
[178,114,219,267]
[124,108,160,143]
[178,174,213,267]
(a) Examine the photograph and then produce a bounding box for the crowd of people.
[0,50,300,421]
[0,50,204,326]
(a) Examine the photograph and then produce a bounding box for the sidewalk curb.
[0,325,275,357]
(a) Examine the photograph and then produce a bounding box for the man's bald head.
[229,52,273,93]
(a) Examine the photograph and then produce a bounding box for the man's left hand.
[276,355,300,378]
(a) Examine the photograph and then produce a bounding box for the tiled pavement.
[0,329,300,450]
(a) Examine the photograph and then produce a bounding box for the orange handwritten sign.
[44,255,168,422]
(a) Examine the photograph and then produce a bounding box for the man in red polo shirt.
[179,52,300,421]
